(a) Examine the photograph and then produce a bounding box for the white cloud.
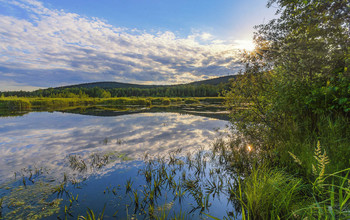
[0,80,42,91]
[0,0,243,90]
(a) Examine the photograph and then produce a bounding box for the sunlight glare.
[247,144,252,152]
[235,40,255,51]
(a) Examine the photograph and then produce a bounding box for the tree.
[225,0,350,148]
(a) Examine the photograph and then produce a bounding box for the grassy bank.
[0,97,225,112]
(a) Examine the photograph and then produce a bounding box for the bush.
[184,98,200,104]
[100,98,151,106]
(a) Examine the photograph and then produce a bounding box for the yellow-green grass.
[0,97,225,111]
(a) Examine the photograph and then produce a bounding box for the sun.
[235,40,255,52]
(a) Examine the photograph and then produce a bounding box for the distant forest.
[0,83,230,98]
[1,75,235,98]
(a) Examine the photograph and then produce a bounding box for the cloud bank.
[0,0,242,90]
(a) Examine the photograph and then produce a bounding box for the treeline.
[0,83,230,98]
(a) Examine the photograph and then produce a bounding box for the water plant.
[78,205,106,220]
[1,181,63,219]
[125,178,133,194]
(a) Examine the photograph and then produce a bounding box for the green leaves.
[304,74,350,115]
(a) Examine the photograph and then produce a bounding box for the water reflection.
[0,111,228,183]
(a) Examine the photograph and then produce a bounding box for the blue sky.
[0,0,276,91]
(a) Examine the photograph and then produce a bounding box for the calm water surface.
[0,108,233,219]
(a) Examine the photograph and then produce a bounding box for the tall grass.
[0,96,223,112]
[289,142,350,219]
[230,167,307,220]
[0,98,31,110]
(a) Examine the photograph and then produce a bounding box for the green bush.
[100,98,151,106]
[161,98,171,105]
[184,98,200,104]
[198,97,225,104]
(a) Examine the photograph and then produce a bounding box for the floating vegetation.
[0,197,3,219]
[2,181,63,220]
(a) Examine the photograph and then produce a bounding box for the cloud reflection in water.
[0,111,228,182]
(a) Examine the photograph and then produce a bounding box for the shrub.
[184,98,200,104]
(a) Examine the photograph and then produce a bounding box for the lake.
[0,107,238,219]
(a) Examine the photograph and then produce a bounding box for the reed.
[0,96,225,113]
[78,205,106,220]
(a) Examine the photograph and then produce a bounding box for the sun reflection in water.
[247,144,253,152]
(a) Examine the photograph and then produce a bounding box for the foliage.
[184,98,200,104]
[0,97,225,113]
[225,0,350,163]
[0,98,31,111]
[289,142,350,219]
[100,97,151,106]
[0,82,230,98]
[224,0,350,218]
[232,167,306,220]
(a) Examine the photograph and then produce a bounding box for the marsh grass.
[230,167,306,219]
[113,148,240,219]
[0,97,225,114]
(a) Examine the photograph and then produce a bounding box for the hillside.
[58,81,159,89]
[187,75,236,86]
[0,75,237,97]
[57,75,236,89]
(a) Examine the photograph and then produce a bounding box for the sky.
[0,0,277,91]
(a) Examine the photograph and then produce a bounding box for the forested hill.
[187,75,236,86]
[57,75,236,89]
[58,81,157,89]
[1,75,237,98]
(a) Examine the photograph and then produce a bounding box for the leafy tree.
[225,0,350,150]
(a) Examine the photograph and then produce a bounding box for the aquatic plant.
[78,205,106,220]
[125,178,133,194]
[2,181,63,220]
